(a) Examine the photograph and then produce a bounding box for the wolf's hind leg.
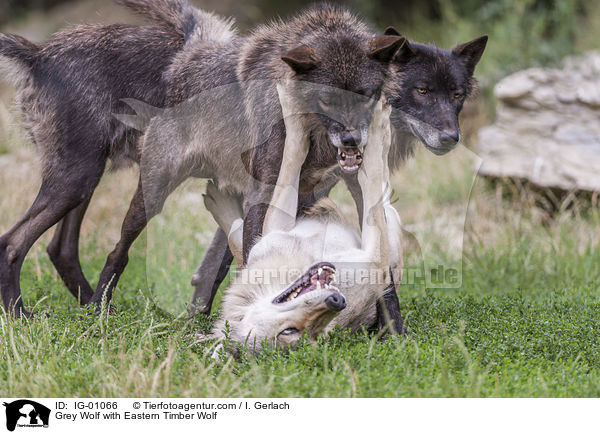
[376,203,407,336]
[0,162,104,317]
[47,199,94,304]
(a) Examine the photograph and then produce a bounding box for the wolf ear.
[368,35,406,62]
[384,26,401,36]
[452,35,488,76]
[391,37,416,64]
[382,27,417,63]
[282,45,319,74]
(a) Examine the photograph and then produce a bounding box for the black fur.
[0,23,182,317]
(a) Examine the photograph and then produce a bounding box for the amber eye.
[417,88,427,95]
[454,93,463,99]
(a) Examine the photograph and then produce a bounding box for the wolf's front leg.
[242,82,311,262]
[262,82,312,234]
[242,121,285,264]
[357,98,392,274]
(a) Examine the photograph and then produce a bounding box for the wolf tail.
[0,33,38,86]
[116,0,236,45]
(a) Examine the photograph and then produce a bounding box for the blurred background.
[0,0,599,313]
[2,0,599,82]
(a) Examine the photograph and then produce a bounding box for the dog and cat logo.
[3,400,50,431]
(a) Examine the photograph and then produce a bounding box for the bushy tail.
[0,33,38,86]
[116,0,236,44]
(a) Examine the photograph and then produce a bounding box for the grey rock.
[477,51,600,191]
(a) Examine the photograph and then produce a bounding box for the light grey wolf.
[205,91,401,353]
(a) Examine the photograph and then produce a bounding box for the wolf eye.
[417,88,427,95]
[454,92,464,99]
[279,327,299,336]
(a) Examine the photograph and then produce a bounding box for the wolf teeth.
[287,287,302,301]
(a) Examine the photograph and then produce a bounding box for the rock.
[477,51,600,191]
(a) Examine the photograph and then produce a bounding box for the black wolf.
[0,14,191,316]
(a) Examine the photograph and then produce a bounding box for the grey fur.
[116,0,236,44]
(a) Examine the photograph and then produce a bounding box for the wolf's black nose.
[440,129,460,146]
[341,131,361,147]
[325,293,346,311]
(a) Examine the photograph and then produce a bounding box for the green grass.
[1,263,599,397]
[1,185,599,397]
[0,146,599,398]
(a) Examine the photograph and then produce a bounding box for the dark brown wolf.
[86,0,406,323]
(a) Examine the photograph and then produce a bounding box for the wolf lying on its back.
[205,91,400,353]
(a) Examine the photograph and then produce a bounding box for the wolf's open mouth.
[272,262,340,304]
[337,147,364,173]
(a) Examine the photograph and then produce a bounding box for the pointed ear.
[392,37,417,64]
[368,35,406,62]
[282,45,319,74]
[384,26,401,36]
[452,35,488,76]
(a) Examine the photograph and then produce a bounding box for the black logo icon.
[3,400,50,432]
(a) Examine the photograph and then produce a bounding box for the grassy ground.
[1,138,599,397]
